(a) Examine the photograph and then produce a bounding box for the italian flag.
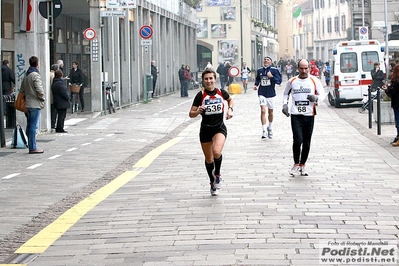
[293,6,302,28]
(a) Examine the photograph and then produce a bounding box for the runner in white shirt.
[282,59,325,176]
[241,62,251,93]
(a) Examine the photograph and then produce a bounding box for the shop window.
[2,22,13,39]
[57,28,65,43]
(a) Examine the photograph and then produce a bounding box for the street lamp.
[384,0,389,80]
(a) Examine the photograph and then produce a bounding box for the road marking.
[86,118,120,130]
[27,164,42,170]
[2,173,21,180]
[66,148,78,152]
[64,118,87,126]
[81,143,91,146]
[48,155,62,160]
[14,135,185,254]
[106,133,115,137]
[93,138,104,142]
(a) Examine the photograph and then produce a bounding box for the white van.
[328,40,385,108]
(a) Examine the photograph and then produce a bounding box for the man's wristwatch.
[228,107,234,111]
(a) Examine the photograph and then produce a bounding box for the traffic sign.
[141,40,152,46]
[39,0,62,19]
[228,66,240,77]
[139,25,153,39]
[83,28,96,41]
[359,27,369,40]
[100,10,125,17]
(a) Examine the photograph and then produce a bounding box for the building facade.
[0,0,197,135]
[196,0,280,75]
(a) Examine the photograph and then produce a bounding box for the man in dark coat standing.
[216,62,228,90]
[178,64,185,97]
[2,60,15,118]
[52,70,70,133]
[2,60,15,95]
[151,60,158,97]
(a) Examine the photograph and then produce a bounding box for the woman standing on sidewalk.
[382,64,399,146]
[189,69,234,196]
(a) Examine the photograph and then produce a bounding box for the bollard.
[377,88,381,135]
[368,86,372,129]
[145,74,153,103]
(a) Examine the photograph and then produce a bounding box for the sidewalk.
[1,83,399,265]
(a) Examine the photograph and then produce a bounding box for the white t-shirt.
[286,65,293,74]
[282,76,325,116]
[241,67,250,79]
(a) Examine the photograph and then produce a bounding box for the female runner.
[189,69,234,196]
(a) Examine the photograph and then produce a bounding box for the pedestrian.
[20,56,45,154]
[216,62,228,90]
[151,60,158,97]
[324,62,331,86]
[2,60,15,96]
[309,62,320,78]
[178,64,185,97]
[225,61,234,87]
[285,61,293,80]
[205,61,214,71]
[316,59,323,78]
[382,64,399,146]
[183,65,191,97]
[282,59,326,176]
[370,62,384,91]
[189,69,234,196]
[52,69,70,133]
[57,59,65,72]
[253,56,282,139]
[2,59,15,118]
[241,62,251,93]
[278,57,286,74]
[50,64,60,131]
[69,60,84,112]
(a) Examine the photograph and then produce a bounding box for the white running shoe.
[300,164,308,176]
[210,183,219,196]
[262,130,267,139]
[214,175,222,189]
[289,164,300,176]
[267,127,273,139]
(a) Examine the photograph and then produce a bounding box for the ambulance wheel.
[334,98,341,108]
[328,93,335,106]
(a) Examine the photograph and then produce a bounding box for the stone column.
[89,0,103,112]
[14,0,50,131]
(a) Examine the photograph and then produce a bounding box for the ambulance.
[328,40,385,108]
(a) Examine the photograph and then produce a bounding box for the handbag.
[11,124,28,149]
[14,92,27,113]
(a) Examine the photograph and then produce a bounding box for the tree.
[182,0,201,9]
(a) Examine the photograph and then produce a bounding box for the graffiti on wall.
[16,54,26,82]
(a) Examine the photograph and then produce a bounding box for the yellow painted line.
[15,136,184,254]
[134,137,183,168]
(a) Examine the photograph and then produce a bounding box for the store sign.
[106,0,136,8]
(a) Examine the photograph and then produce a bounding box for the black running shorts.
[199,123,227,143]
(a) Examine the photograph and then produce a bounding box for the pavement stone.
[0,81,399,265]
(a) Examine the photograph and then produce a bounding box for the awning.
[382,40,399,52]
